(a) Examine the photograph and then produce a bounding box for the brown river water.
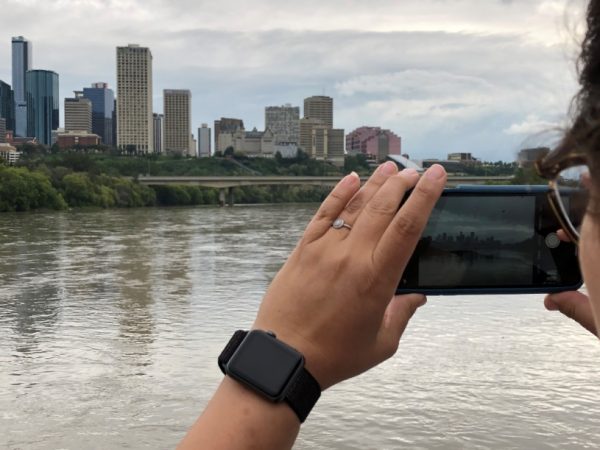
[1,205,599,449]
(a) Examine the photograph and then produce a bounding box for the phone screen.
[398,190,582,292]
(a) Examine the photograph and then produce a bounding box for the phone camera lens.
[545,233,560,249]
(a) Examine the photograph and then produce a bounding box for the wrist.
[177,377,300,450]
[263,329,332,390]
[220,376,300,424]
[219,329,321,423]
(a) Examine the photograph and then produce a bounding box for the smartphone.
[396,185,583,295]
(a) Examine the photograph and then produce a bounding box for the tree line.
[1,146,537,213]
[0,150,364,212]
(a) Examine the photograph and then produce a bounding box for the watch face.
[227,331,304,400]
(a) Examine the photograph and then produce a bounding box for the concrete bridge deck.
[136,175,513,206]
[137,175,513,188]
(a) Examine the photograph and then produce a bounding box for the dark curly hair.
[557,0,600,182]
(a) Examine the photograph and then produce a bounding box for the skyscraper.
[303,96,333,128]
[83,82,115,146]
[153,113,164,154]
[198,123,211,157]
[12,36,32,137]
[300,95,342,164]
[163,89,191,155]
[0,118,6,143]
[116,44,153,153]
[299,117,322,152]
[0,80,15,133]
[265,104,300,144]
[189,133,197,157]
[25,70,59,146]
[64,91,92,132]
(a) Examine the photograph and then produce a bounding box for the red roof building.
[346,126,401,162]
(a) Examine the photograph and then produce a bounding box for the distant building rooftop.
[0,143,21,165]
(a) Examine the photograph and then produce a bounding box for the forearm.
[177,377,300,450]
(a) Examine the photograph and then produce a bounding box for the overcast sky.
[0,0,589,160]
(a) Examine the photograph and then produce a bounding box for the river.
[1,205,599,449]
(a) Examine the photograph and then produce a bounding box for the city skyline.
[0,0,585,161]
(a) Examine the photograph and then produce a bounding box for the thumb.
[379,294,427,354]
[545,291,598,336]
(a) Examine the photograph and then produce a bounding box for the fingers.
[545,291,598,336]
[302,172,361,243]
[556,229,570,242]
[378,294,427,357]
[340,161,398,223]
[350,169,420,245]
[373,164,447,276]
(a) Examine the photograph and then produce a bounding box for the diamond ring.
[332,218,352,230]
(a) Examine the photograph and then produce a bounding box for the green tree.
[61,173,99,206]
[511,167,546,185]
[0,166,66,211]
[344,154,371,174]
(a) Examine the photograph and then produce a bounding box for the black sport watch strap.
[218,330,247,372]
[218,330,321,423]
[283,361,321,422]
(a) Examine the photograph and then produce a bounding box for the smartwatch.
[218,329,321,423]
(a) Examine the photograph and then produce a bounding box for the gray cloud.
[0,0,586,160]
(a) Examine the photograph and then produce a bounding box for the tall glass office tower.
[25,70,59,146]
[0,80,15,133]
[12,36,32,137]
[83,82,115,146]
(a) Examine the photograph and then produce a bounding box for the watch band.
[218,330,321,423]
[284,359,321,422]
[218,330,247,373]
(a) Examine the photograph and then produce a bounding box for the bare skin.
[177,163,599,450]
[177,162,447,449]
[545,212,600,337]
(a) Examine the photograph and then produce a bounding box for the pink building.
[346,126,401,162]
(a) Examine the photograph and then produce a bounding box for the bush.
[0,166,67,211]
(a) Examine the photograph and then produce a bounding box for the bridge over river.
[137,175,514,206]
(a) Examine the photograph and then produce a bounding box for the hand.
[253,162,447,389]
[545,229,598,336]
[545,291,598,336]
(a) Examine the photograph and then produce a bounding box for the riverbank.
[0,151,533,212]
[0,151,371,212]
[0,164,333,212]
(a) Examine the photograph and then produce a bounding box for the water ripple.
[0,206,599,449]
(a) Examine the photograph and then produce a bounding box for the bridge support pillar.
[218,188,235,206]
[227,187,235,206]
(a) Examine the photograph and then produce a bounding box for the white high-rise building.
[198,123,211,157]
[265,104,300,144]
[153,113,164,154]
[116,44,153,153]
[189,133,197,157]
[163,89,191,155]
